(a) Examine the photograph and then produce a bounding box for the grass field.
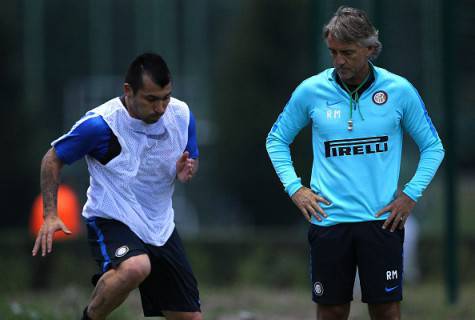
[1,282,474,319]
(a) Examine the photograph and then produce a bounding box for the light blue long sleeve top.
[266,65,444,226]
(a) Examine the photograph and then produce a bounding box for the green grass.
[1,282,474,319]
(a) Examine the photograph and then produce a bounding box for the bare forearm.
[40,148,63,218]
[193,159,199,176]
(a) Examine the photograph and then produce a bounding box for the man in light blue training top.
[266,6,444,320]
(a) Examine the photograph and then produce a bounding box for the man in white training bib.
[32,53,202,320]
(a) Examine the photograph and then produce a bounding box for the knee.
[185,312,202,320]
[189,312,202,320]
[166,312,202,320]
[368,302,400,320]
[317,303,350,320]
[118,254,151,286]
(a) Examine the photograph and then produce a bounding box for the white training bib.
[82,97,190,246]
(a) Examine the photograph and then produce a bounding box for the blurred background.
[1,0,474,319]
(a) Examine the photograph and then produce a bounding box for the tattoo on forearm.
[40,151,61,217]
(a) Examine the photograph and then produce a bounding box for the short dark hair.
[125,53,171,93]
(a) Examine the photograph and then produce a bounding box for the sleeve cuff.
[402,185,420,202]
[285,178,303,197]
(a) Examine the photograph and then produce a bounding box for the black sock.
[81,306,92,320]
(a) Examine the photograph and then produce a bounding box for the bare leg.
[368,302,400,320]
[163,311,203,320]
[316,303,350,320]
[87,254,151,320]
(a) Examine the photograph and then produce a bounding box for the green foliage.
[210,0,317,227]
[236,246,307,288]
[3,230,475,295]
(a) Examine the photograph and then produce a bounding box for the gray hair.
[322,6,382,60]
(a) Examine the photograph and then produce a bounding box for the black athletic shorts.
[308,220,404,304]
[86,217,201,317]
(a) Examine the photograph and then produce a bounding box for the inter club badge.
[372,90,388,105]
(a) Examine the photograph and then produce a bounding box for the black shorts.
[86,217,201,317]
[308,220,404,304]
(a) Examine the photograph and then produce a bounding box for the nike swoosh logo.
[326,100,341,106]
[385,285,399,293]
